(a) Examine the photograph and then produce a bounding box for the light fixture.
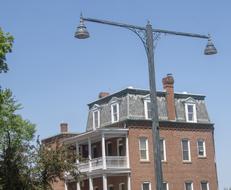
[74,16,89,39]
[204,36,217,55]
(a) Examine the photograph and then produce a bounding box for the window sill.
[140,160,151,164]
[182,161,192,164]
[198,156,207,159]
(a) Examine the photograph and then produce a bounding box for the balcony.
[78,156,128,173]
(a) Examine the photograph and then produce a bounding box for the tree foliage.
[0,28,14,73]
[0,89,36,190]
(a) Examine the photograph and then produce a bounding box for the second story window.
[201,181,209,190]
[162,182,169,190]
[111,103,119,123]
[182,139,191,162]
[197,139,206,157]
[93,110,100,129]
[139,137,149,161]
[142,182,151,190]
[185,181,193,190]
[160,139,166,161]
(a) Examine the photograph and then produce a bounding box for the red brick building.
[44,74,218,190]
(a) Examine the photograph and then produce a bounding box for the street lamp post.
[74,15,217,190]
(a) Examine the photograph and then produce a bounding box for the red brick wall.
[128,126,218,190]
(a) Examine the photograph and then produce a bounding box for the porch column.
[64,181,68,190]
[76,141,79,164]
[126,134,130,168]
[89,177,93,190]
[77,182,81,190]
[127,174,131,190]
[88,138,92,171]
[102,133,106,169]
[103,174,107,190]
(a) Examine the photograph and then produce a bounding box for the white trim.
[185,103,197,123]
[111,103,119,123]
[160,138,167,162]
[93,110,100,130]
[197,139,206,157]
[181,139,191,162]
[142,181,151,190]
[139,137,149,161]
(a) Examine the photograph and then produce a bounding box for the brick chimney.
[98,92,110,99]
[162,74,176,121]
[60,123,68,133]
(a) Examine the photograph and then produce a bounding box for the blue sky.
[0,0,230,189]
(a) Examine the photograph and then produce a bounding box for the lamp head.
[75,17,89,39]
[204,36,217,55]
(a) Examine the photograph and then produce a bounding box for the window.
[106,142,113,156]
[185,182,193,190]
[144,100,151,119]
[94,187,99,190]
[93,110,100,129]
[108,184,114,190]
[92,145,97,158]
[197,140,206,157]
[111,103,119,123]
[139,137,149,161]
[142,182,151,190]
[160,139,166,161]
[162,182,169,190]
[201,181,209,190]
[185,103,197,122]
[119,183,125,190]
[182,139,191,161]
[117,138,124,156]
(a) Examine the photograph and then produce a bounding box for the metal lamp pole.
[75,15,217,190]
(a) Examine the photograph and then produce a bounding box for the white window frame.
[160,138,167,162]
[181,139,191,162]
[185,181,193,190]
[185,103,197,123]
[162,182,169,190]
[93,109,100,130]
[139,137,149,161]
[197,139,206,157]
[119,183,125,190]
[111,102,119,123]
[144,100,151,119]
[201,181,209,190]
[117,138,124,156]
[142,182,151,190]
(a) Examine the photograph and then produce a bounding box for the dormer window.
[144,100,151,119]
[185,103,197,122]
[93,110,100,129]
[111,103,119,123]
[91,104,101,130]
[184,97,197,123]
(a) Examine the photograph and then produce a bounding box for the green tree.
[0,28,14,73]
[0,89,36,190]
[29,141,81,190]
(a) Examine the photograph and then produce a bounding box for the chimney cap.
[162,74,174,86]
[60,122,68,133]
[98,92,110,99]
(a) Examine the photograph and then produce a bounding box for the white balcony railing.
[78,156,128,173]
